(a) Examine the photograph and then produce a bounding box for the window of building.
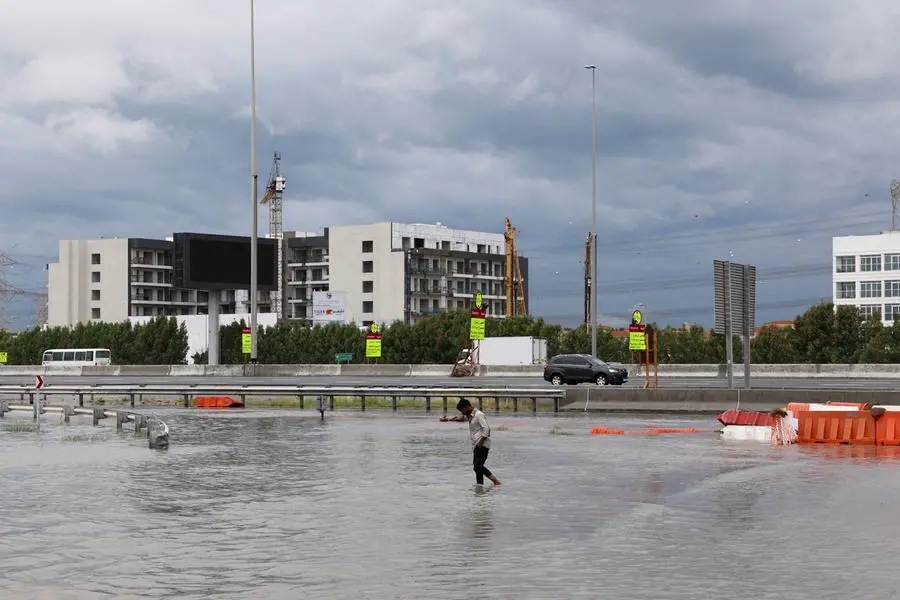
[362,240,373,253]
[362,260,373,273]
[859,304,882,320]
[860,281,882,298]
[362,300,374,313]
[362,280,373,293]
[885,304,900,321]
[413,238,425,249]
[91,289,101,301]
[91,271,101,283]
[835,255,855,273]
[91,307,101,319]
[861,255,881,272]
[91,253,101,265]
[886,254,900,271]
[836,282,856,299]
[886,280,900,297]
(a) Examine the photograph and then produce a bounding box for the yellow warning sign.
[629,331,646,351]
[0,351,7,364]
[365,336,382,358]
[631,309,643,325]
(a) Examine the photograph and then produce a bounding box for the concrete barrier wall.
[6,363,900,378]
[561,388,900,413]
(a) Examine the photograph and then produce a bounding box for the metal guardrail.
[0,401,169,449]
[0,384,567,412]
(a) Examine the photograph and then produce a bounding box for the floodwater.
[3,410,900,600]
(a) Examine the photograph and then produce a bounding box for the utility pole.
[585,64,598,358]
[249,0,260,362]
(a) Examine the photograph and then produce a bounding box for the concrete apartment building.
[47,238,271,327]
[47,221,529,328]
[832,231,900,324]
[285,221,528,326]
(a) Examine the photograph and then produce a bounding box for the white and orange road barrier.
[721,403,900,446]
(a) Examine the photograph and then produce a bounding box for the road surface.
[0,374,898,389]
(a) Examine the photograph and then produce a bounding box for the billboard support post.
[207,294,219,366]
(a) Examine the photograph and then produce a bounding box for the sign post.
[628,307,657,389]
[714,260,756,390]
[241,327,252,357]
[33,375,44,426]
[365,323,382,360]
[469,291,486,341]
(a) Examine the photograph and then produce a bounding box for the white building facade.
[832,231,900,324]
[286,221,528,327]
[47,237,271,328]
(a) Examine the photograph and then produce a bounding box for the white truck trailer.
[460,336,548,366]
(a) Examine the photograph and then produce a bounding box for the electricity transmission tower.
[0,251,23,329]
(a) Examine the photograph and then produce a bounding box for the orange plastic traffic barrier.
[874,411,900,446]
[194,396,244,409]
[591,426,625,435]
[796,410,875,445]
[636,427,702,435]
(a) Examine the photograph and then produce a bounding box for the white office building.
[286,221,529,326]
[47,237,271,327]
[832,231,900,324]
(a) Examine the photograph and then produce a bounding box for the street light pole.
[585,64,598,359]
[249,0,259,362]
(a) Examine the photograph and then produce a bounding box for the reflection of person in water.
[441,399,501,486]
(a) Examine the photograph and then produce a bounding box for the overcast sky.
[1,0,897,331]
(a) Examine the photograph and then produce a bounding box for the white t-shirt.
[467,409,491,449]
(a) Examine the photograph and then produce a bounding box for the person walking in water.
[441,399,501,486]
[315,394,327,421]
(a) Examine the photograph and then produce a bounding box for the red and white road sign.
[35,375,44,390]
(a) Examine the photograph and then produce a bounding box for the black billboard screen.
[173,233,277,290]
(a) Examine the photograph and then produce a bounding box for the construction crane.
[260,151,286,320]
[584,233,592,326]
[504,217,527,318]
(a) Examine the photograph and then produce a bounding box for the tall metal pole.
[249,0,260,361]
[585,64,598,358]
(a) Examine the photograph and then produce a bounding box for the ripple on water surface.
[3,411,900,599]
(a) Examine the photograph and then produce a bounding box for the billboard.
[173,233,277,291]
[312,291,347,323]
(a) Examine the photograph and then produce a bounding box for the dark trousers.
[473,446,493,484]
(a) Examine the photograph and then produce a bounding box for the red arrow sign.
[35,375,44,390]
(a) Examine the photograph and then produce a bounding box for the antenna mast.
[891,180,900,231]
[260,151,285,320]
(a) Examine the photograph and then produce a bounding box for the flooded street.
[3,409,900,599]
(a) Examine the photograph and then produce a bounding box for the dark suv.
[542,354,628,386]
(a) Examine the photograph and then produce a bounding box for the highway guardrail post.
[442,397,448,414]
[392,396,398,411]
[493,397,500,412]
[360,395,366,412]
[92,407,104,425]
[329,396,334,411]
[129,392,135,408]
[116,411,126,431]
[78,393,84,407]
[425,396,431,412]
[513,397,518,412]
